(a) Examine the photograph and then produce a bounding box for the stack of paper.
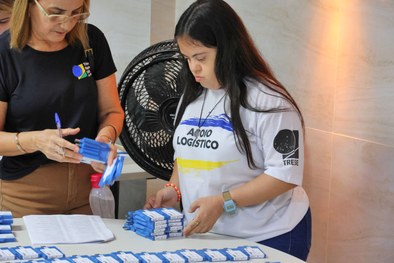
[23,215,114,245]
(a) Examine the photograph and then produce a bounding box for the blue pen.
[54,112,63,138]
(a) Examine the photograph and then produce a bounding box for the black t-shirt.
[0,24,117,180]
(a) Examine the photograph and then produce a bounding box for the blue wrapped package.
[68,255,96,263]
[0,211,13,225]
[77,138,110,164]
[36,246,65,259]
[99,155,125,187]
[49,259,73,263]
[219,248,249,261]
[133,208,184,223]
[156,251,187,263]
[136,252,163,263]
[160,208,184,220]
[113,251,139,263]
[176,249,207,262]
[237,246,266,259]
[0,248,17,261]
[0,225,12,234]
[201,249,229,262]
[133,209,166,222]
[12,246,40,260]
[22,260,48,263]
[132,219,168,230]
[135,229,168,240]
[92,253,123,263]
[167,232,183,239]
[134,223,167,235]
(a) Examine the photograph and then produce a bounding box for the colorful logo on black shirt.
[273,129,299,166]
[72,62,92,79]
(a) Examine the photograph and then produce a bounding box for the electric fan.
[118,40,184,181]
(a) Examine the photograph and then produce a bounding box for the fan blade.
[126,96,162,133]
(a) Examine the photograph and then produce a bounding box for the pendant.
[194,128,200,139]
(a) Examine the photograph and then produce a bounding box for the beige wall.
[90,0,151,81]
[92,1,394,262]
[151,0,176,45]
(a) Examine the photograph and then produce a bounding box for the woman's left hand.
[183,195,224,237]
[90,136,117,174]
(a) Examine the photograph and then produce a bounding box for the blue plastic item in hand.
[77,138,110,164]
[99,155,125,187]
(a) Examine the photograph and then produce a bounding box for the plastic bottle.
[89,173,115,219]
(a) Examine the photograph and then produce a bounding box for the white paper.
[23,214,115,245]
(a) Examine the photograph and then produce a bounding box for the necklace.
[195,89,226,138]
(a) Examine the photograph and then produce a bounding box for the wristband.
[164,183,181,202]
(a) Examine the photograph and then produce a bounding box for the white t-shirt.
[173,78,309,242]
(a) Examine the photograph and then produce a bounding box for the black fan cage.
[118,40,184,181]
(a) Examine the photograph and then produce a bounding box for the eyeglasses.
[34,0,90,24]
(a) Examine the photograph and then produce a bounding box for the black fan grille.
[118,40,184,180]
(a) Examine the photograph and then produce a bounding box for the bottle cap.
[90,173,102,188]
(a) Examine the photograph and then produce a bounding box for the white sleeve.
[256,108,304,185]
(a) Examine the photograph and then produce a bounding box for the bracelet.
[164,183,181,202]
[15,132,27,153]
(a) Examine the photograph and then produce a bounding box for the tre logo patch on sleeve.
[273,129,299,166]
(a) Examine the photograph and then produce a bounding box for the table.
[1,218,306,263]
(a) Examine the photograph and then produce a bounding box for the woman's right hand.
[32,128,82,163]
[143,187,179,209]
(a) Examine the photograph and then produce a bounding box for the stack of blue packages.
[124,208,184,240]
[123,211,135,232]
[0,211,16,243]
[0,246,66,262]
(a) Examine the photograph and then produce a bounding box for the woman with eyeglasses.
[0,0,124,217]
[0,0,13,35]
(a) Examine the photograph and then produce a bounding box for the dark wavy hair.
[174,0,303,168]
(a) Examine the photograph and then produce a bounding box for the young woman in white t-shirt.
[144,0,311,260]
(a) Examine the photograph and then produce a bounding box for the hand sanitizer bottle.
[89,173,115,219]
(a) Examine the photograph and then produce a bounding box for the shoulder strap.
[84,47,94,73]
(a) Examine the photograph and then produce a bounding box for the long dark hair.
[174,0,303,168]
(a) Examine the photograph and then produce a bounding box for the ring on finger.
[57,146,65,158]
[192,220,200,228]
